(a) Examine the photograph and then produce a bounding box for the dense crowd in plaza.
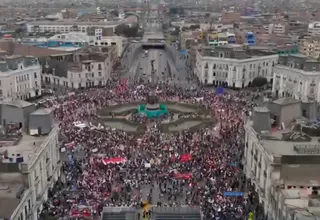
[39,77,265,220]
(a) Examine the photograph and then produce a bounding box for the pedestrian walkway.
[152,183,161,205]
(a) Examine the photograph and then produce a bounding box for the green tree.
[110,10,119,17]
[252,76,268,87]
[115,24,139,37]
[189,24,200,30]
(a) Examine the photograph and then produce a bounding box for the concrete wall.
[29,113,53,134]
[1,105,24,128]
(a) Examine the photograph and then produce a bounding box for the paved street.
[118,10,197,89]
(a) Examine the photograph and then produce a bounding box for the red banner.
[180,153,192,162]
[103,157,127,165]
[175,173,192,180]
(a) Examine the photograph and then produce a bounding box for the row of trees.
[115,24,141,38]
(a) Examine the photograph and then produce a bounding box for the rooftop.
[277,54,320,72]
[0,133,47,164]
[199,45,276,59]
[0,56,39,73]
[28,19,121,26]
[0,40,70,57]
[281,189,320,220]
[0,173,25,219]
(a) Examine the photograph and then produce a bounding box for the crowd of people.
[39,78,264,220]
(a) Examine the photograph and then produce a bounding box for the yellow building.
[299,36,320,59]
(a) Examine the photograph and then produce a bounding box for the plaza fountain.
[96,61,213,133]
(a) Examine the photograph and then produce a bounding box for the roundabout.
[95,99,212,134]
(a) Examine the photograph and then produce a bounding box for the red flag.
[180,153,192,162]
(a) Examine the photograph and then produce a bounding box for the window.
[213,72,216,76]
[79,83,81,88]
[34,72,37,78]
[98,64,102,70]
[25,206,28,219]
[98,72,102,77]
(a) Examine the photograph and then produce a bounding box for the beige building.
[267,23,288,35]
[299,36,320,59]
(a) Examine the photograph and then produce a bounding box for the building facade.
[267,23,288,35]
[89,33,128,57]
[244,105,320,220]
[299,36,320,59]
[245,32,257,45]
[221,11,241,24]
[272,55,320,103]
[0,106,60,220]
[308,22,320,36]
[41,46,117,89]
[15,127,60,220]
[195,45,278,88]
[0,56,42,100]
[26,20,119,34]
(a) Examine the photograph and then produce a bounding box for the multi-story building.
[89,30,128,57]
[267,23,288,35]
[221,11,241,24]
[208,32,228,46]
[299,36,320,59]
[0,100,60,220]
[26,20,120,34]
[272,54,320,104]
[22,30,127,58]
[244,103,320,220]
[245,32,257,45]
[41,46,117,89]
[308,22,320,36]
[0,56,42,100]
[207,32,236,46]
[195,45,278,88]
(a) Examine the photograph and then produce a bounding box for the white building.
[0,56,42,100]
[267,23,287,35]
[26,20,120,34]
[308,22,320,36]
[41,46,117,89]
[47,31,127,58]
[272,54,320,103]
[89,30,128,57]
[0,120,60,220]
[244,105,320,220]
[195,45,278,88]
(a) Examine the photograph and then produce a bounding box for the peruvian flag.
[102,157,127,165]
